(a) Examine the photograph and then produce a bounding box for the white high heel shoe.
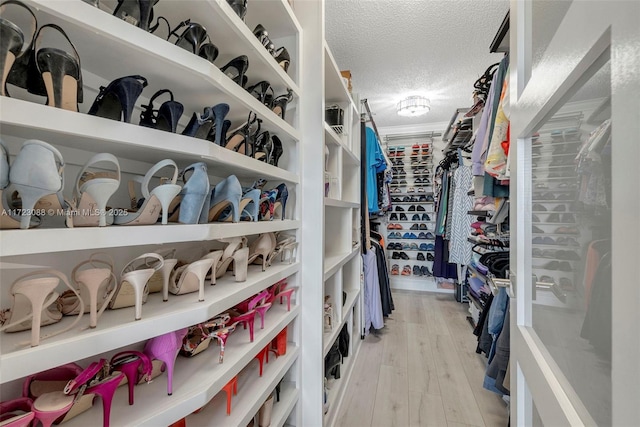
[109,253,164,320]
[213,237,249,283]
[168,256,215,302]
[113,159,181,226]
[68,153,120,227]
[58,253,117,329]
[248,233,276,271]
[146,248,178,302]
[0,270,84,347]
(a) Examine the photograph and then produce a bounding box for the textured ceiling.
[325,0,510,128]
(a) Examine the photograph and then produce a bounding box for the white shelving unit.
[321,41,363,426]
[0,1,304,426]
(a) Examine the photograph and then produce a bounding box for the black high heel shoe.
[34,24,84,111]
[139,89,184,133]
[225,112,258,154]
[162,18,219,64]
[182,107,214,139]
[226,0,247,21]
[113,0,158,32]
[247,81,273,106]
[88,75,148,122]
[253,24,269,46]
[273,47,290,73]
[253,131,273,163]
[220,55,248,88]
[271,89,293,120]
[270,135,283,167]
[0,0,37,97]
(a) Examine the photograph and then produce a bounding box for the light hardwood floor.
[334,291,509,427]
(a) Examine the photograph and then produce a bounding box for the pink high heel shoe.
[228,308,257,342]
[110,351,153,405]
[248,290,272,330]
[0,397,35,427]
[143,328,188,395]
[270,279,296,312]
[210,323,237,363]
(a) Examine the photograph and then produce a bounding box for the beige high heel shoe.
[108,253,164,320]
[168,256,215,302]
[213,237,249,283]
[146,248,179,302]
[58,253,117,329]
[248,233,276,271]
[258,393,274,427]
[0,270,84,347]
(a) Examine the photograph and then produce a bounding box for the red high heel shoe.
[221,376,238,415]
[110,351,153,405]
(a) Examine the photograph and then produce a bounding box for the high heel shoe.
[270,135,283,167]
[146,248,179,301]
[88,75,148,123]
[33,24,83,111]
[253,131,273,163]
[273,183,288,220]
[143,328,189,395]
[247,80,274,106]
[207,174,242,223]
[58,253,117,329]
[273,46,290,73]
[258,393,274,427]
[211,236,248,283]
[271,279,296,311]
[227,307,256,342]
[258,188,278,221]
[271,89,293,120]
[0,270,83,347]
[108,253,164,320]
[167,162,210,224]
[168,255,215,302]
[6,140,67,229]
[113,0,158,31]
[247,233,276,271]
[206,103,230,146]
[68,153,120,227]
[139,89,184,133]
[180,324,212,357]
[164,18,219,64]
[0,0,36,97]
[0,139,28,229]
[210,323,237,363]
[248,290,272,329]
[113,159,182,225]
[182,107,214,139]
[226,0,247,21]
[220,187,260,222]
[220,55,248,87]
[225,112,257,153]
[0,397,35,427]
[110,350,153,405]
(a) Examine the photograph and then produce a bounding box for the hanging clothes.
[449,163,474,265]
[362,247,384,335]
[484,307,511,396]
[371,239,394,316]
[366,127,386,214]
[485,67,511,178]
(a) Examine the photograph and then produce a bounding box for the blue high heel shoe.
[259,188,278,221]
[210,103,230,146]
[88,75,148,123]
[182,107,214,139]
[220,187,260,222]
[274,183,288,220]
[207,175,242,223]
[168,162,210,224]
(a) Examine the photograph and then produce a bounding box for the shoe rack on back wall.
[0,0,307,426]
[382,133,452,294]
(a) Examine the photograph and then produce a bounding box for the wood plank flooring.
[335,291,508,427]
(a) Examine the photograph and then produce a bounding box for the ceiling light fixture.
[396,96,431,117]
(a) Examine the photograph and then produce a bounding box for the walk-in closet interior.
[1,0,639,426]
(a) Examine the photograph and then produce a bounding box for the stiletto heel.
[33,24,83,111]
[69,153,120,227]
[201,249,224,285]
[273,46,290,72]
[273,183,288,220]
[110,351,153,405]
[211,323,236,363]
[253,131,273,163]
[145,248,177,299]
[0,0,37,97]
[270,135,284,167]
[0,270,83,347]
[272,89,293,119]
[232,247,249,282]
[168,256,215,302]
[8,140,67,229]
[248,233,276,271]
[143,328,188,395]
[210,103,230,146]
[113,0,158,31]
[228,308,256,342]
[139,89,184,133]
[58,253,117,328]
[220,55,248,87]
[255,346,268,376]
[113,159,181,225]
[109,253,164,320]
[168,162,210,224]
[250,291,272,329]
[88,75,148,123]
[221,376,238,414]
[181,107,214,139]
[212,237,247,283]
[220,187,260,222]
[225,112,256,153]
[207,175,242,223]
[247,80,274,106]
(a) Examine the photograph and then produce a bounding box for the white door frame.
[509,0,640,425]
